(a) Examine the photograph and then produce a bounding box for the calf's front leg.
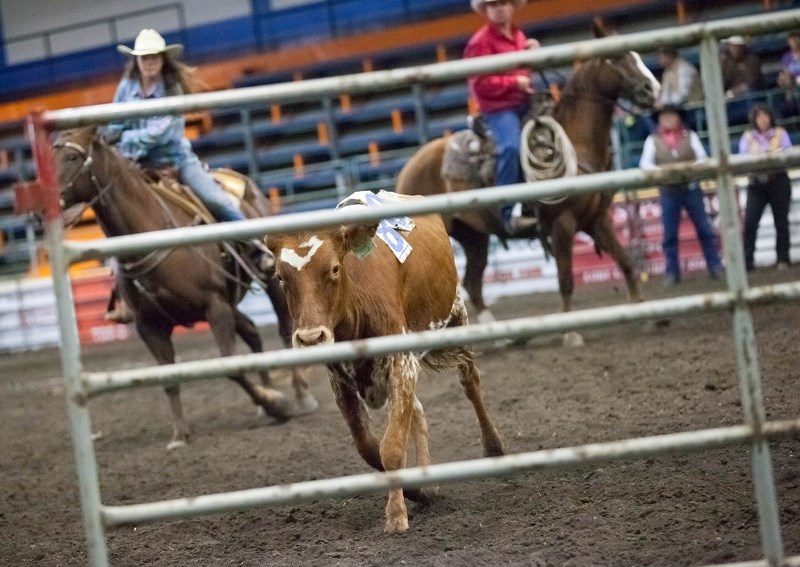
[380,353,419,534]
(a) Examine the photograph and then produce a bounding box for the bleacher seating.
[1,0,798,278]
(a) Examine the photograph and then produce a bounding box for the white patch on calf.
[630,51,661,100]
[428,286,467,330]
[279,235,324,271]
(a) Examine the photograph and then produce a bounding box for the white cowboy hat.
[117,29,183,57]
[471,0,526,14]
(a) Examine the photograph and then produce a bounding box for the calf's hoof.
[384,515,409,534]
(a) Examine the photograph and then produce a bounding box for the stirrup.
[105,306,134,324]
[504,215,539,237]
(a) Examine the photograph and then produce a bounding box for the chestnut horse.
[397,21,659,345]
[53,126,318,449]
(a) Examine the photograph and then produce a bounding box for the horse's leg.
[259,270,318,414]
[590,214,643,303]
[261,266,294,351]
[550,215,584,347]
[135,320,189,450]
[451,222,493,323]
[206,297,293,422]
[232,308,318,416]
[551,215,577,313]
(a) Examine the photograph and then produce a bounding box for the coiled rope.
[519,116,578,204]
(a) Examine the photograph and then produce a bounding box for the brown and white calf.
[266,192,505,533]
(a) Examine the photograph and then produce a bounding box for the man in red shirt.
[465,0,540,235]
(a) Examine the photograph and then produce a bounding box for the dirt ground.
[1,265,799,567]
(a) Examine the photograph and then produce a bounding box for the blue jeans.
[180,156,245,222]
[659,184,723,280]
[484,106,527,224]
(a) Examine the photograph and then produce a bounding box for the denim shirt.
[106,78,194,167]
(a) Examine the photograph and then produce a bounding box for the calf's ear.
[341,222,379,259]
[264,233,283,255]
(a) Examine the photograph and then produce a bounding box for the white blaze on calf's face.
[279,235,324,271]
[274,233,341,347]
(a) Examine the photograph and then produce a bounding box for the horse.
[396,18,660,346]
[53,125,319,450]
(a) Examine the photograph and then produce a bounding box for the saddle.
[138,166,270,284]
[442,89,564,186]
[142,166,249,225]
[441,92,564,232]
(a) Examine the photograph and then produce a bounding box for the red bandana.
[658,126,684,151]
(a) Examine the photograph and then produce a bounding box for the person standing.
[639,105,724,285]
[464,0,540,236]
[738,103,793,271]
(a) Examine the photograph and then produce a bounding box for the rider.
[464,0,541,236]
[103,29,268,322]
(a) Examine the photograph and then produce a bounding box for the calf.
[266,191,505,533]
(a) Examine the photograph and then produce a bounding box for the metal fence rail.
[17,8,800,566]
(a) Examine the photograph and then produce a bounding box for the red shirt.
[464,23,530,113]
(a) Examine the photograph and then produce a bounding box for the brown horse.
[397,20,659,345]
[53,125,318,450]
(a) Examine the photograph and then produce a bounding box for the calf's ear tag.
[353,236,377,260]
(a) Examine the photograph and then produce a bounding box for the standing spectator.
[464,0,541,236]
[720,35,763,99]
[639,104,724,285]
[776,31,800,121]
[656,47,703,107]
[738,103,793,271]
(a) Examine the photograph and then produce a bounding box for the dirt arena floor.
[1,265,799,567]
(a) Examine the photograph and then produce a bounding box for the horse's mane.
[94,137,155,192]
[556,59,605,104]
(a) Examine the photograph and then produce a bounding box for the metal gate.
[14,9,800,566]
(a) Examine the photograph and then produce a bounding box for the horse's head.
[52,125,102,209]
[589,17,660,109]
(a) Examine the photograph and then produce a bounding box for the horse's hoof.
[166,439,188,451]
[416,486,439,505]
[562,331,585,348]
[475,309,497,325]
[292,393,319,416]
[481,337,515,351]
[254,385,293,422]
[649,318,671,329]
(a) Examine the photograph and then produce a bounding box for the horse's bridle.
[53,138,115,225]
[558,53,652,117]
